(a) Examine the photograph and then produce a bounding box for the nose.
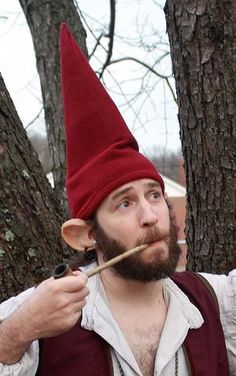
[138,199,158,228]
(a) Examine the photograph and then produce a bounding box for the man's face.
[93,179,181,282]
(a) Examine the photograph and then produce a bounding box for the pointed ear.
[61,218,94,251]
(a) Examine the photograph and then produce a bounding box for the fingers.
[60,271,88,292]
[39,271,88,293]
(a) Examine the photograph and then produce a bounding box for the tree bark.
[19,0,87,213]
[0,75,72,302]
[165,0,236,273]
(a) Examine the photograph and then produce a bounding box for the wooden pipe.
[52,263,74,279]
[52,243,148,279]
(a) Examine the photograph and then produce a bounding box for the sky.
[0,0,181,157]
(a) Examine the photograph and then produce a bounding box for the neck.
[97,255,164,305]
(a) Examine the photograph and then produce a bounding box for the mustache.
[135,227,169,247]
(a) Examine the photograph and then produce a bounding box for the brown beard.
[92,211,181,282]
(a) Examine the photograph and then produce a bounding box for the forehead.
[112,179,161,195]
[101,178,161,206]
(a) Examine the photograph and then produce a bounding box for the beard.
[92,212,181,282]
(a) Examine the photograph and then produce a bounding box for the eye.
[149,191,161,200]
[118,200,130,209]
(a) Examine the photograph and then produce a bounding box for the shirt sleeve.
[200,269,236,375]
[0,288,39,376]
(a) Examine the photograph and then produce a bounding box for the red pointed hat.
[60,23,164,219]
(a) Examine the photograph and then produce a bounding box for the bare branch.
[25,107,44,130]
[108,56,177,103]
[99,0,116,79]
[109,55,169,79]
[88,33,103,58]
[75,2,107,59]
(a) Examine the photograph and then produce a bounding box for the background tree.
[19,0,88,213]
[0,0,90,301]
[0,75,71,302]
[165,0,236,273]
[29,133,52,174]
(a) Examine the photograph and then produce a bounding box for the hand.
[18,271,89,340]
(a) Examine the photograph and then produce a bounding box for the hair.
[67,246,97,270]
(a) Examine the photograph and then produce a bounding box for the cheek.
[164,212,171,230]
[110,218,136,241]
[98,215,137,247]
[160,203,171,228]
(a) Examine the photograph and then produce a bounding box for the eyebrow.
[111,181,161,201]
[144,182,161,189]
[111,187,132,201]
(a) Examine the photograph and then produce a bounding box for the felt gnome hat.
[60,23,164,220]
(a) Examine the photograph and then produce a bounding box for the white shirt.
[0,268,236,375]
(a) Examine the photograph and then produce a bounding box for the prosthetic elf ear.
[61,218,94,251]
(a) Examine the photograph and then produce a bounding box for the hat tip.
[60,22,70,36]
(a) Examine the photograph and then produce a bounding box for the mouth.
[135,230,168,250]
[146,239,164,250]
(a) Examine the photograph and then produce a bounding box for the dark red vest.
[36,272,229,375]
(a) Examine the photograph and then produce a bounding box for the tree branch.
[25,107,44,130]
[99,0,116,78]
[88,33,103,59]
[108,56,177,103]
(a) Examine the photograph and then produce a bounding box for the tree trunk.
[0,75,72,302]
[164,0,236,273]
[19,0,88,213]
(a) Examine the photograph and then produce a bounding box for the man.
[0,24,235,375]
